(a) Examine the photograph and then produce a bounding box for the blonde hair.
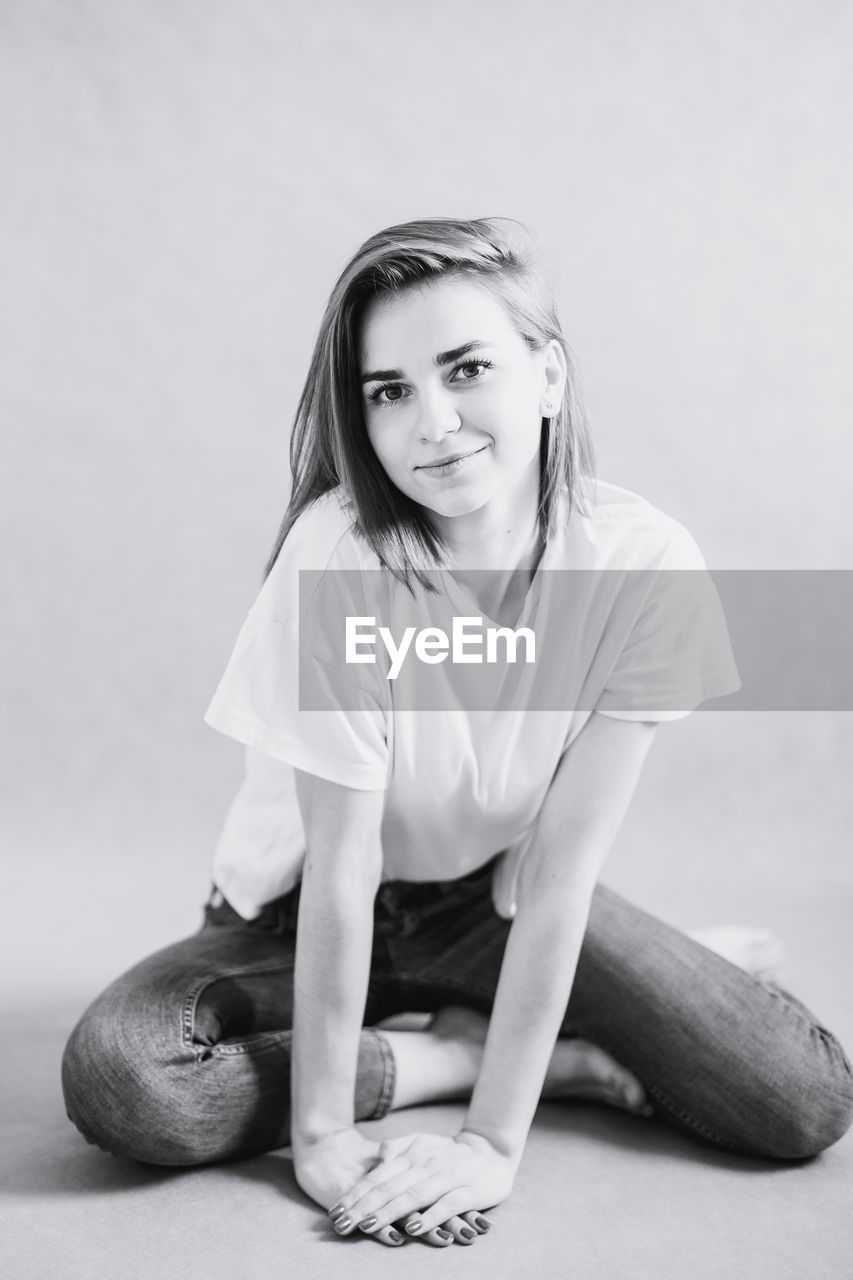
[265,216,595,585]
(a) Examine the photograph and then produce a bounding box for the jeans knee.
[751,1050,853,1160]
[61,1003,215,1167]
[772,1086,853,1159]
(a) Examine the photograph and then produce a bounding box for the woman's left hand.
[327,1129,515,1242]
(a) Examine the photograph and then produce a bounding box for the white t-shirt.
[204,481,741,919]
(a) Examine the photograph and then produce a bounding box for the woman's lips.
[416,446,488,473]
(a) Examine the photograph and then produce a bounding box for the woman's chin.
[413,484,493,522]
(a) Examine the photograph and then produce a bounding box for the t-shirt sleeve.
[204,517,390,790]
[594,523,742,722]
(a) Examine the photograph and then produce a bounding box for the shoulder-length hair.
[264,216,595,586]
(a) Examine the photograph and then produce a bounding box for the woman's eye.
[453,360,493,382]
[367,383,407,406]
[366,361,492,406]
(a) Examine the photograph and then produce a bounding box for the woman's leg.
[563,884,853,1158]
[61,894,394,1166]
[375,874,853,1160]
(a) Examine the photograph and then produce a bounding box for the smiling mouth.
[416,446,488,472]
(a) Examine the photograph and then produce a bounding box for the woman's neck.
[426,470,546,630]
[439,509,544,631]
[442,510,544,576]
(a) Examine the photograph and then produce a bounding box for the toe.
[618,1071,649,1113]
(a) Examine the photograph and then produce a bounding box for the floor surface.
[4,717,852,1279]
[3,1002,852,1280]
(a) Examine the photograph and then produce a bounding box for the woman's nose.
[417,388,462,443]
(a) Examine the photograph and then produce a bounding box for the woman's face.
[358,277,564,525]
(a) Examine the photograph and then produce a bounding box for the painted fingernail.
[328,1203,345,1218]
[387,1229,405,1245]
[459,1226,477,1241]
[359,1216,378,1232]
[405,1218,424,1235]
[333,1216,352,1232]
[473,1214,492,1232]
[434,1228,453,1242]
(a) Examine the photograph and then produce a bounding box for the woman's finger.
[461,1210,493,1235]
[353,1173,456,1233]
[403,1190,472,1238]
[340,1154,454,1228]
[335,1171,424,1227]
[391,1211,487,1248]
[364,1224,406,1248]
[328,1153,411,1220]
[439,1214,479,1245]
[378,1134,420,1159]
[334,1134,448,1214]
[422,1227,455,1248]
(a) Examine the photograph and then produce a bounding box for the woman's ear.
[540,340,568,417]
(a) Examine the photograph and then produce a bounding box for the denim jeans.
[61,864,853,1166]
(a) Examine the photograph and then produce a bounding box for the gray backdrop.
[2,1,851,1030]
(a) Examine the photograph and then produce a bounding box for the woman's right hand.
[294,1128,492,1248]
[294,1126,383,1214]
[296,1128,413,1248]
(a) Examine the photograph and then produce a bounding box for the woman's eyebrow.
[360,340,494,385]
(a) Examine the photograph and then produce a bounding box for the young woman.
[62,217,853,1251]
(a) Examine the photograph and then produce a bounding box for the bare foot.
[688,926,785,983]
[543,1038,651,1114]
[380,1006,651,1116]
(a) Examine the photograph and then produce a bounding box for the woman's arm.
[462,712,658,1162]
[290,769,386,1203]
[332,712,658,1235]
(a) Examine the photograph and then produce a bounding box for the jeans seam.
[181,962,294,1061]
[558,1016,750,1155]
[211,1031,294,1058]
[645,1084,744,1152]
